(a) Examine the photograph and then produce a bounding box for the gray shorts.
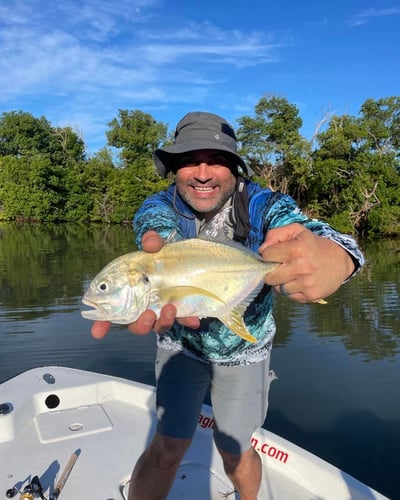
[155,348,273,454]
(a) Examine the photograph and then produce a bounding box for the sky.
[0,0,399,154]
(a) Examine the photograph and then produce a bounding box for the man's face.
[175,149,237,220]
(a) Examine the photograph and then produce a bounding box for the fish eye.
[99,282,108,292]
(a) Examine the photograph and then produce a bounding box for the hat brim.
[154,141,252,177]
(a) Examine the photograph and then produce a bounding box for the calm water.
[0,223,399,499]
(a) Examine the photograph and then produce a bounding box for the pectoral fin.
[160,286,225,305]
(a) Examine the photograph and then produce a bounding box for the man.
[92,112,364,499]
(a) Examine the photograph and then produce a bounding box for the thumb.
[142,231,164,253]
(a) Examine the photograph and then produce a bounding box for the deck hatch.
[35,404,113,442]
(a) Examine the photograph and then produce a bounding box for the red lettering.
[251,437,289,464]
[198,414,214,429]
[274,449,289,463]
[200,421,289,464]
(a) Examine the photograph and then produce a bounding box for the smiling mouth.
[191,185,218,195]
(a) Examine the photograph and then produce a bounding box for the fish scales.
[82,238,279,343]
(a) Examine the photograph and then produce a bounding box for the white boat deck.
[0,367,388,499]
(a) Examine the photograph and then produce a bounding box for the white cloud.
[0,0,286,151]
[347,7,400,27]
[0,6,282,100]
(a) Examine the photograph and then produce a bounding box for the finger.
[177,316,201,329]
[142,231,164,253]
[264,262,292,286]
[259,223,305,251]
[153,304,177,333]
[91,321,111,339]
[273,285,307,303]
[274,282,297,297]
[274,282,327,304]
[259,242,290,266]
[128,310,157,335]
[278,283,290,297]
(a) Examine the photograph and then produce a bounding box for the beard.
[176,178,236,219]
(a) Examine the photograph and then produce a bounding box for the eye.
[99,282,108,292]
[141,275,150,285]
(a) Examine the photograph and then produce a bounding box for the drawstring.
[231,177,250,243]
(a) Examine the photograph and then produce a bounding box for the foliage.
[107,109,168,166]
[0,110,168,224]
[237,95,400,236]
[0,98,399,237]
[237,96,313,202]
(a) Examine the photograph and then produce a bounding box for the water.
[0,223,399,499]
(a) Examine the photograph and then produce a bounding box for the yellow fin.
[314,299,328,304]
[220,309,257,343]
[160,286,225,305]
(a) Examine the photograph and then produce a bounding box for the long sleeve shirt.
[133,180,364,366]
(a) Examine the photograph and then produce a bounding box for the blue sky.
[1,0,399,154]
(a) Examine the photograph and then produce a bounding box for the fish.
[81,238,280,343]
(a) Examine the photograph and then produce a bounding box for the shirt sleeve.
[132,192,183,249]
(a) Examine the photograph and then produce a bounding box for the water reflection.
[0,223,135,308]
[273,238,400,361]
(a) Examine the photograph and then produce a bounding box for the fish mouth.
[81,298,110,320]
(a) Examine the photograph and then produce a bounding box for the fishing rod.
[5,450,81,500]
[49,450,80,500]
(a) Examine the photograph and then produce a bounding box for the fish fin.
[219,309,257,343]
[160,286,225,305]
[164,230,180,243]
[314,298,328,304]
[197,233,263,257]
[218,283,264,343]
[219,282,264,343]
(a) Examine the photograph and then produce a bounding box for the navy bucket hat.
[154,111,252,177]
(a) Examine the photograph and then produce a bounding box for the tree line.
[0,96,399,237]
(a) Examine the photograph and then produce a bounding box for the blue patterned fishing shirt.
[133,179,364,366]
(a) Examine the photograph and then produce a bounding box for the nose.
[194,162,213,182]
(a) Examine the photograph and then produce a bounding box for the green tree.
[0,111,53,156]
[0,111,87,221]
[107,109,168,167]
[309,114,361,218]
[105,110,169,220]
[0,111,85,165]
[310,98,400,235]
[237,96,312,201]
[360,96,400,155]
[0,155,66,220]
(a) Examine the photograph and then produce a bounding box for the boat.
[0,366,388,500]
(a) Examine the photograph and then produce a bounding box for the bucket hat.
[154,111,252,177]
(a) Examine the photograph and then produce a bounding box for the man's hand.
[259,223,355,303]
[90,231,200,339]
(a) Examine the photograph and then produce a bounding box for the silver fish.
[81,238,279,343]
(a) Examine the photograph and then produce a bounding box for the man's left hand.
[259,223,355,303]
